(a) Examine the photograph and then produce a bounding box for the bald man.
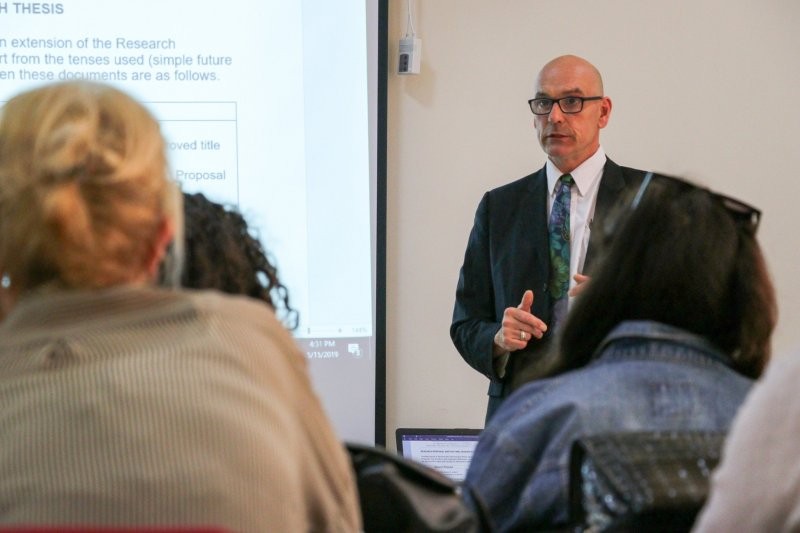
[451,55,651,420]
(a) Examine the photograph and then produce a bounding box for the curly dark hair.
[181,192,298,330]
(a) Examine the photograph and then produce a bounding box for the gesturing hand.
[569,273,590,297]
[493,290,548,354]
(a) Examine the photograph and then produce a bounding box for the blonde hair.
[0,81,181,290]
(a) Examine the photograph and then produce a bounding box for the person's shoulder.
[486,168,546,198]
[600,158,653,192]
[489,371,584,428]
[497,361,646,425]
[750,347,800,399]
[605,158,676,184]
[603,158,648,178]
[476,374,591,469]
[180,288,283,332]
[180,288,308,367]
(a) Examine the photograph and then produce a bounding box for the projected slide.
[0,0,378,443]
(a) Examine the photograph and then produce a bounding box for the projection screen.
[0,0,387,445]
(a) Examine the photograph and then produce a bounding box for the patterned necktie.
[549,174,573,326]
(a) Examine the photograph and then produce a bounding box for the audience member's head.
[0,81,180,295]
[462,172,776,531]
[181,192,298,329]
[0,81,360,530]
[562,173,776,378]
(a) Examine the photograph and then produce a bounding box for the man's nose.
[547,104,565,123]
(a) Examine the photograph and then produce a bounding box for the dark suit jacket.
[451,158,648,421]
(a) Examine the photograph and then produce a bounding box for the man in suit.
[451,54,650,421]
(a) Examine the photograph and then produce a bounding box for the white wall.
[385,0,800,446]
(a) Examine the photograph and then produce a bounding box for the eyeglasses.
[632,172,761,232]
[528,96,603,115]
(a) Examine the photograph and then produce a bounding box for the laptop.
[395,427,482,483]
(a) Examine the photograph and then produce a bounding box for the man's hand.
[569,273,590,297]
[493,290,548,355]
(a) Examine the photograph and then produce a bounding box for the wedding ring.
[520,331,526,341]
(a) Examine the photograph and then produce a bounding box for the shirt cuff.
[493,351,510,378]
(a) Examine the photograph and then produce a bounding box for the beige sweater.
[0,286,360,532]
[692,346,800,533]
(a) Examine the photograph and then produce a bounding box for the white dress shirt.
[545,146,606,307]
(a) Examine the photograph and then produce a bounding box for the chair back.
[568,430,726,532]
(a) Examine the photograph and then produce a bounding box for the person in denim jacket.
[462,173,777,532]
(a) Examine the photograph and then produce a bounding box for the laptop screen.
[395,428,482,483]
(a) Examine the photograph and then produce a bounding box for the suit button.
[542,282,548,292]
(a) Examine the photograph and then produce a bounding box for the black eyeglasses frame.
[527,96,604,115]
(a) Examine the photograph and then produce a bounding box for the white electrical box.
[398,37,422,75]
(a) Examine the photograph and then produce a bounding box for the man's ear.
[145,217,175,280]
[598,96,612,129]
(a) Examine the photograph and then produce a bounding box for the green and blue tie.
[549,174,573,326]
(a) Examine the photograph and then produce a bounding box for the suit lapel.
[584,158,639,272]
[520,168,550,318]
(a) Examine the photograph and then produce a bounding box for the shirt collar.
[546,146,606,197]
[592,319,734,368]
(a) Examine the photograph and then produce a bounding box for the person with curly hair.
[181,191,299,330]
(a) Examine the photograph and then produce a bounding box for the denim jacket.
[462,320,754,532]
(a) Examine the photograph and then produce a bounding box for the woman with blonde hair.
[0,81,360,532]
